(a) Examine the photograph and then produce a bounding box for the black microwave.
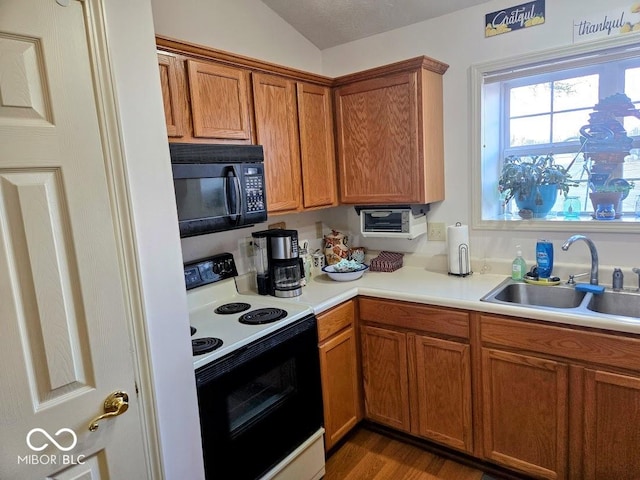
[170,143,268,237]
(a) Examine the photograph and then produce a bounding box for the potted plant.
[498,154,575,219]
[589,178,635,218]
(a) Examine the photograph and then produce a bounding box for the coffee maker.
[252,229,304,297]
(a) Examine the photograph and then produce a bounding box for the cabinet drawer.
[317,300,355,343]
[480,314,640,372]
[359,297,469,339]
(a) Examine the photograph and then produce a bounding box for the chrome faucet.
[561,234,599,285]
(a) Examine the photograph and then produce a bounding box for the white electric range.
[187,273,314,370]
[185,253,325,480]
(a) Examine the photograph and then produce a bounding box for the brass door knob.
[88,391,129,432]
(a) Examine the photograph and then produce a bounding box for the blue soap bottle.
[536,239,554,278]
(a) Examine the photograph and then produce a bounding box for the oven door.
[195,315,323,480]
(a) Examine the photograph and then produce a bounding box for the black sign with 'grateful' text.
[485,0,545,37]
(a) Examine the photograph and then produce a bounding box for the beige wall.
[151,0,640,276]
[105,0,204,478]
[321,0,640,272]
[151,0,323,73]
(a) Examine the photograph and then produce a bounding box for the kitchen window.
[472,38,640,231]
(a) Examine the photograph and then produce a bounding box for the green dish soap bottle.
[511,247,527,281]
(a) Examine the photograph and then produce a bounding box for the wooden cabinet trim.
[418,69,445,202]
[317,300,354,343]
[359,297,469,339]
[157,34,333,86]
[333,55,449,86]
[480,314,640,373]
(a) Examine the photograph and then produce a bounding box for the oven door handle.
[225,167,243,225]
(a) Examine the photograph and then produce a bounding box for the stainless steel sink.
[481,277,640,321]
[481,278,586,308]
[587,290,640,318]
[494,282,585,308]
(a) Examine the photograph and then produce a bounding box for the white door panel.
[0,0,149,478]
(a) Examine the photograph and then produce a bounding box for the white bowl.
[322,264,369,282]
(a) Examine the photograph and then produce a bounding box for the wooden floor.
[324,427,488,480]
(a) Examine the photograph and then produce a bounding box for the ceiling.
[262,0,492,49]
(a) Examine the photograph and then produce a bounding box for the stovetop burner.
[239,307,288,325]
[215,302,251,315]
[192,337,223,356]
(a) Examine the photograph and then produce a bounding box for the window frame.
[471,35,640,233]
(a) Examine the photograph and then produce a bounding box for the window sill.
[475,213,640,233]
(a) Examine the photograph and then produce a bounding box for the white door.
[0,0,150,478]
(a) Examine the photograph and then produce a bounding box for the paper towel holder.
[448,222,473,277]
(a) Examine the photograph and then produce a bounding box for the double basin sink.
[481,278,640,321]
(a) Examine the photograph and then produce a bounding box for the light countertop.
[237,265,640,336]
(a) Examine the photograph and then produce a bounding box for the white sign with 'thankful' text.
[573,3,640,43]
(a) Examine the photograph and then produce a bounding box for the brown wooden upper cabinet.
[156,36,337,214]
[252,74,338,214]
[157,53,184,138]
[253,74,338,214]
[296,82,338,210]
[186,60,253,141]
[252,73,302,213]
[157,38,449,211]
[334,57,449,205]
[157,51,254,144]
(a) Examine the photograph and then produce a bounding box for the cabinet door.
[252,73,301,213]
[296,83,337,209]
[583,369,640,480]
[482,348,568,480]
[360,325,410,432]
[158,53,184,138]
[334,72,419,204]
[319,327,360,451]
[410,334,472,453]
[186,60,252,140]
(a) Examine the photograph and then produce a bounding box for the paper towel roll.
[447,223,472,276]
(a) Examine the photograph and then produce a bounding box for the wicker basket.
[370,251,404,272]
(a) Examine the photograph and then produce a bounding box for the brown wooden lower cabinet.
[481,348,568,479]
[317,297,640,480]
[359,297,473,454]
[317,300,362,451]
[360,324,411,432]
[353,303,640,480]
[479,313,640,480]
[411,333,473,452]
[582,368,640,480]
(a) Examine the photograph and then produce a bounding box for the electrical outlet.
[238,236,253,258]
[427,222,446,241]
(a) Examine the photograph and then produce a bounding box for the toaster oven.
[359,206,428,239]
